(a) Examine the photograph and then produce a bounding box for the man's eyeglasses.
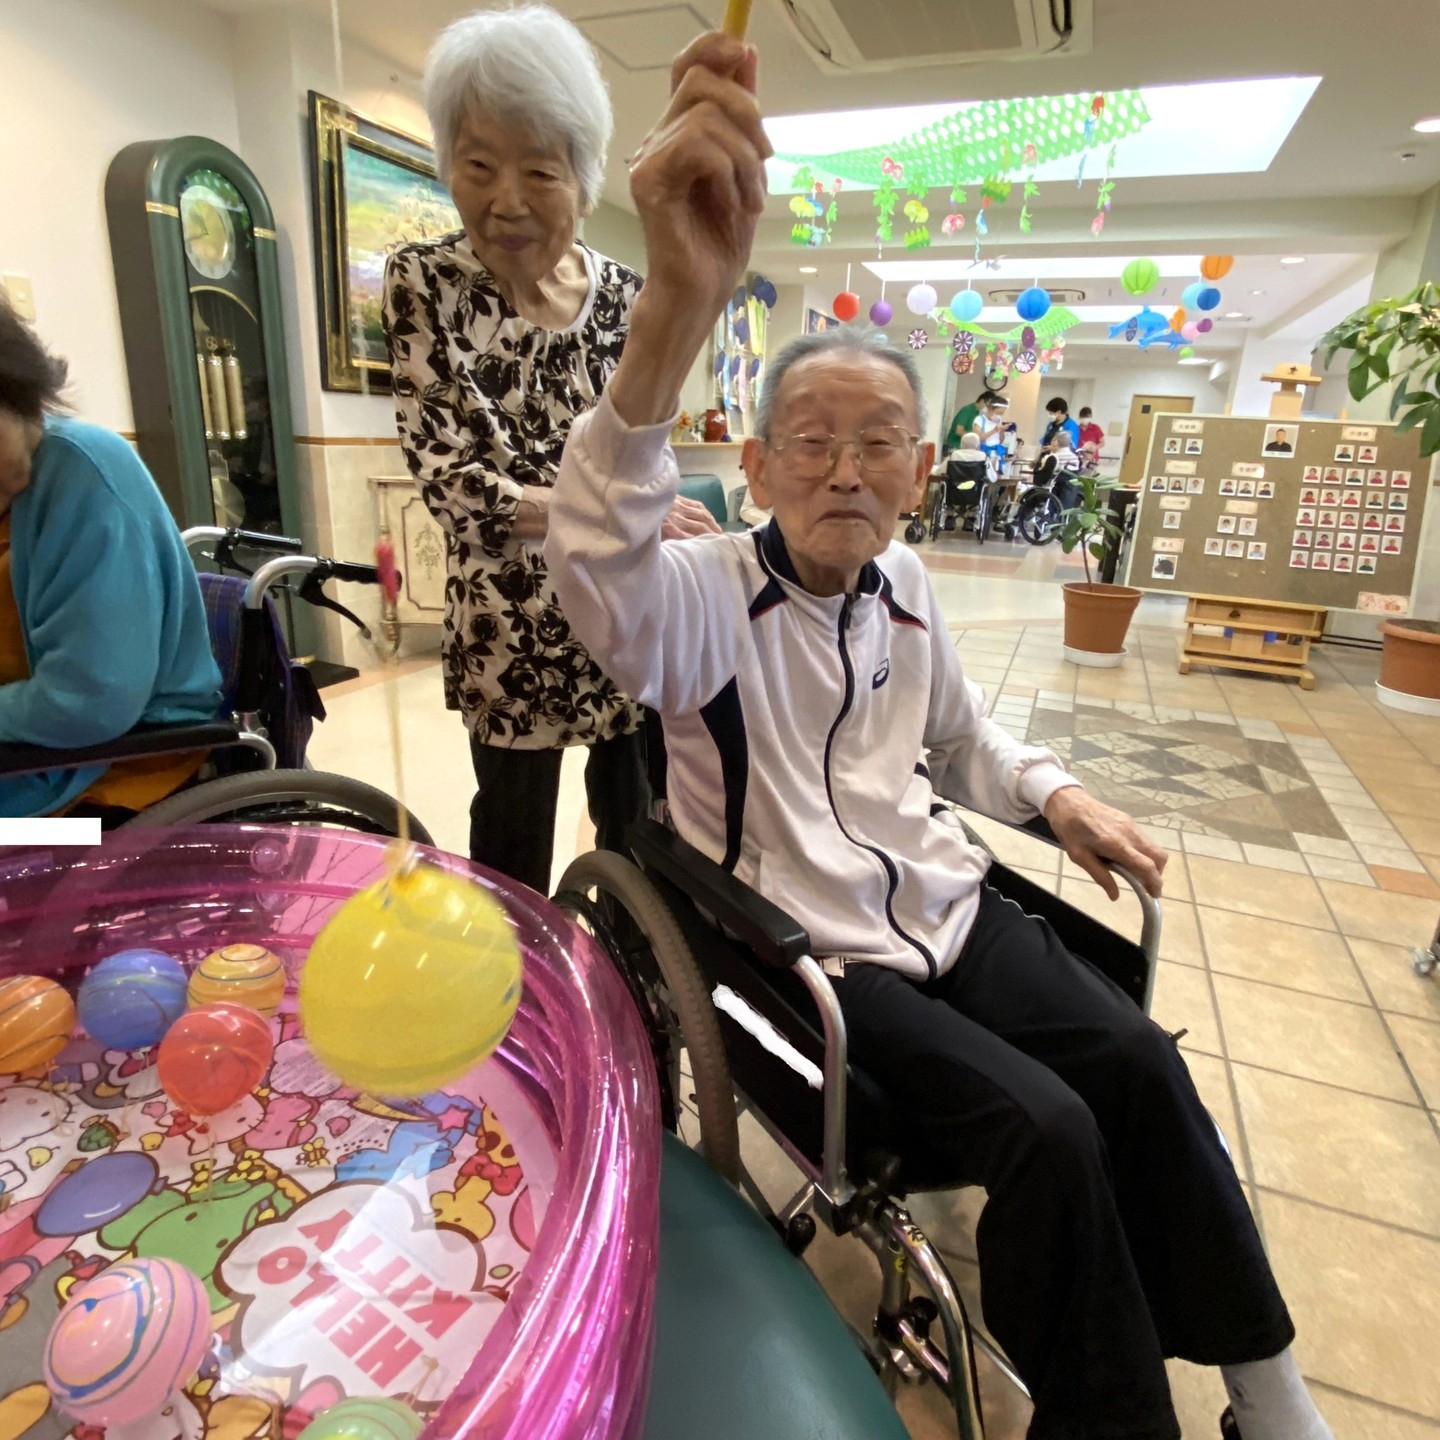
[767,426,920,479]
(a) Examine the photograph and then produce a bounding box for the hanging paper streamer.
[874,157,902,246]
[903,191,931,250]
[1019,141,1039,234]
[1092,143,1117,236]
[788,167,838,246]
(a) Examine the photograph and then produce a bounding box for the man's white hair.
[423,4,612,210]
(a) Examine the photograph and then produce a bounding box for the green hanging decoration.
[774,90,1151,191]
[902,175,931,251]
[787,165,839,247]
[1092,142,1118,236]
[873,158,902,245]
[1018,141,1039,234]
[929,306,1082,344]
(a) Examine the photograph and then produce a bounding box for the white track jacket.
[546,397,1079,980]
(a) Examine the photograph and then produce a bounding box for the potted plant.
[1057,472,1143,666]
[1319,281,1440,711]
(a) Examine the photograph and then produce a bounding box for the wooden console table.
[1177,594,1327,690]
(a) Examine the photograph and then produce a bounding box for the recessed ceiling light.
[1280,256,1306,265]
[1224,311,1245,318]
[1413,116,1440,134]
[799,266,818,275]
[1178,356,1210,365]
[1251,289,1267,296]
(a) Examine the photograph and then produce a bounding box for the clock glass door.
[179,166,283,535]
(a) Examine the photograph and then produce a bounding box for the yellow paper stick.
[722,0,754,38]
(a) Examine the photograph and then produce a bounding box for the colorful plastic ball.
[949,290,983,323]
[1194,286,1221,312]
[868,299,893,326]
[43,1258,211,1425]
[1178,346,1196,359]
[1180,321,1201,342]
[0,975,75,1074]
[832,291,860,323]
[300,861,522,1098]
[77,950,187,1052]
[1197,317,1214,333]
[1016,286,1051,322]
[297,1398,423,1440]
[1121,259,1160,296]
[157,1003,273,1117]
[187,944,286,1018]
[905,283,939,317]
[1200,254,1234,280]
[1181,281,1205,311]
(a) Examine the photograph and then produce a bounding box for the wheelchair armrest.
[626,818,813,969]
[1018,813,1061,846]
[0,720,243,779]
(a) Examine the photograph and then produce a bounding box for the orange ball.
[832,291,861,322]
[1199,254,1234,281]
[0,975,75,1074]
[157,1003,273,1116]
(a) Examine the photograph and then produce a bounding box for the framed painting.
[804,306,839,335]
[308,92,462,393]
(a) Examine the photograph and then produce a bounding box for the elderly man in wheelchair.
[548,32,1331,1440]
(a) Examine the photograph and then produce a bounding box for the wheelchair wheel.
[904,520,924,544]
[554,850,741,1185]
[975,487,993,545]
[122,769,434,845]
[1018,494,1061,545]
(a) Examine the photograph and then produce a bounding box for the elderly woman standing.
[385,3,715,891]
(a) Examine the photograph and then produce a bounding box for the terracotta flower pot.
[1062,583,1143,667]
[1377,618,1440,714]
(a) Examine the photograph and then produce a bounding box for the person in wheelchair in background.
[0,302,221,819]
[547,30,1331,1440]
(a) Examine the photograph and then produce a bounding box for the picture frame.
[1225,539,1245,558]
[1204,538,1223,556]
[308,91,463,395]
[1217,515,1237,534]
[804,307,840,335]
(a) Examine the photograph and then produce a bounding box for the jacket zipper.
[822,596,939,979]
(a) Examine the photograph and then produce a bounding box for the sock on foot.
[1219,1347,1333,1440]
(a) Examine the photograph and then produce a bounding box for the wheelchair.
[555,788,1160,1439]
[904,455,1011,546]
[0,526,430,841]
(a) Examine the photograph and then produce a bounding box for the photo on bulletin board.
[1261,424,1297,456]
[1152,554,1178,580]
[1185,438,1204,455]
[804,308,840,335]
[1358,444,1379,463]
[1163,511,1183,529]
[1334,443,1356,463]
[1163,437,1182,455]
[1225,539,1245,557]
[1204,537,1223,556]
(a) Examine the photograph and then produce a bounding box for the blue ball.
[1195,286,1221,311]
[949,290,983,323]
[78,949,188,1050]
[1016,286,1051,322]
[1181,281,1205,310]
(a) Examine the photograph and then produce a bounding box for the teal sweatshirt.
[0,417,222,816]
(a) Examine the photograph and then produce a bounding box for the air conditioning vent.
[779,0,1090,72]
[988,287,1087,305]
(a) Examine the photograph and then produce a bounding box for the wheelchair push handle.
[243,554,386,609]
[182,526,305,559]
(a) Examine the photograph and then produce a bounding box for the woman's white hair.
[423,4,613,211]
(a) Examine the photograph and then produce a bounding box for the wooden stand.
[1178,594,1327,689]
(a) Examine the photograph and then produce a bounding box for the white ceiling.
[205,0,1440,353]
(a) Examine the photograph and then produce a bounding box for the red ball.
[157,1002,274,1116]
[833,291,861,322]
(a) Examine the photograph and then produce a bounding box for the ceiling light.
[799,266,818,274]
[1178,356,1210,366]
[1251,289,1267,296]
[1224,311,1245,318]
[1280,256,1306,265]
[1412,117,1440,134]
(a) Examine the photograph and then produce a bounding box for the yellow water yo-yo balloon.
[188,944,287,1017]
[299,856,522,1097]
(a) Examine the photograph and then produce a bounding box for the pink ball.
[1181,321,1201,342]
[44,1259,211,1425]
[869,299,894,326]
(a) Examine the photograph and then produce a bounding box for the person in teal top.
[945,387,1006,452]
[0,304,221,817]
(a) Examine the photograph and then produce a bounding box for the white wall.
[0,0,241,429]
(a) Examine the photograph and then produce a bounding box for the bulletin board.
[1124,413,1432,615]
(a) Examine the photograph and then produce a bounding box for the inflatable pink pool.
[0,828,659,1440]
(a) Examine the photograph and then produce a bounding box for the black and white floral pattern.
[383,232,644,749]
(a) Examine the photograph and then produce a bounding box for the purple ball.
[869,299,894,326]
[1197,317,1214,333]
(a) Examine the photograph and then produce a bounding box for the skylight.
[764,76,1320,193]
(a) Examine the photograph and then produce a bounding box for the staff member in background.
[945,387,998,452]
[1077,406,1105,457]
[0,303,221,819]
[1042,395,1081,451]
[384,2,718,892]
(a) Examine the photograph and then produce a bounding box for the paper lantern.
[868,299,893,326]
[1179,346,1195,359]
[833,291,861,322]
[1181,321,1201,342]
[1195,286,1221,312]
[1200,254,1234,280]
[1181,282,1205,310]
[906,283,938,316]
[1121,259,1159,296]
[1016,286,1051,322]
[949,290,983,323]
[1197,317,1214,333]
[1170,307,1186,332]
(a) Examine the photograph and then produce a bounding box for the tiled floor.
[310,533,1440,1439]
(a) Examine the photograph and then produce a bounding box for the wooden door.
[1119,393,1194,489]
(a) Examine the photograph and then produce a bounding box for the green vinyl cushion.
[677,474,728,526]
[641,1133,910,1440]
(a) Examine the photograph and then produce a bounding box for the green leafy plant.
[1057,473,1121,585]
[1318,281,1440,456]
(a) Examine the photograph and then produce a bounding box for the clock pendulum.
[196,349,215,440]
[205,337,231,440]
[222,340,246,441]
